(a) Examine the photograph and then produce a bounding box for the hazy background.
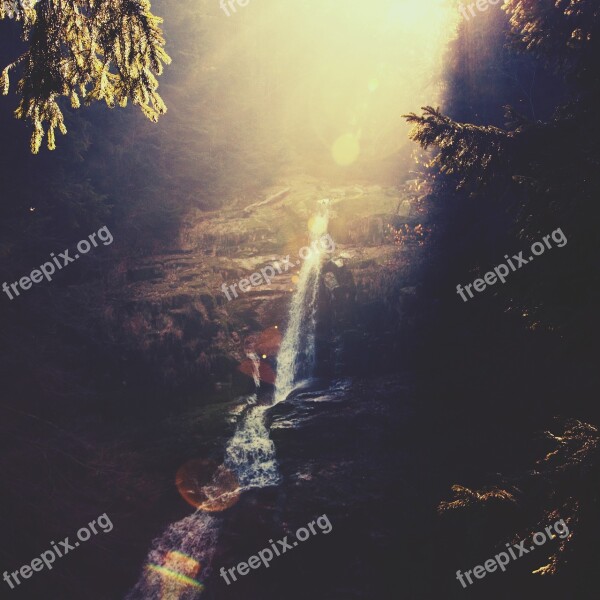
[0,0,460,259]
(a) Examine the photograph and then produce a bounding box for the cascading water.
[224,355,280,488]
[128,211,329,599]
[225,210,329,488]
[126,512,220,600]
[224,403,279,488]
[273,211,329,404]
[247,351,262,388]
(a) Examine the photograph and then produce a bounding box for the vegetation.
[406,0,600,335]
[0,0,170,152]
[404,1,600,587]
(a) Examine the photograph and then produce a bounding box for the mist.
[153,0,460,194]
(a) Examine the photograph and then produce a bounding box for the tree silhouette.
[405,0,600,331]
[406,0,600,189]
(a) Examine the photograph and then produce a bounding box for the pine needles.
[1,0,171,153]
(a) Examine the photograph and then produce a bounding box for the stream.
[127,212,337,599]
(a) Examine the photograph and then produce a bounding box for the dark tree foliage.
[406,0,600,334]
[405,5,600,590]
[405,106,511,188]
[506,0,600,89]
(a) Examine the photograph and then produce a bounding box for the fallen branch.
[243,187,291,213]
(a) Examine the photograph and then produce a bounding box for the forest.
[0,1,598,599]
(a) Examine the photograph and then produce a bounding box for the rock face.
[102,175,416,397]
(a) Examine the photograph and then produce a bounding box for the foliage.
[406,0,600,190]
[439,419,598,577]
[504,0,600,87]
[0,0,170,153]
[404,106,511,189]
[438,484,517,515]
[404,1,600,334]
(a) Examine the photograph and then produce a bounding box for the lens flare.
[331,133,361,166]
[254,326,282,356]
[368,78,380,93]
[175,459,240,512]
[147,551,204,598]
[147,565,203,589]
[237,357,276,385]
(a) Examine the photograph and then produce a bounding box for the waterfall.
[222,343,281,487]
[224,401,280,488]
[273,214,328,404]
[224,211,330,486]
[248,351,261,389]
[128,211,329,599]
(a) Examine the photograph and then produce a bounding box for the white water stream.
[127,213,328,599]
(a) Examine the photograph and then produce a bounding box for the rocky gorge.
[103,174,418,399]
[0,171,424,600]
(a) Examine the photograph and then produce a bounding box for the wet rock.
[127,265,164,282]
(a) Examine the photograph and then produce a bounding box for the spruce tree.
[405,0,600,186]
[0,0,170,153]
[405,0,600,331]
